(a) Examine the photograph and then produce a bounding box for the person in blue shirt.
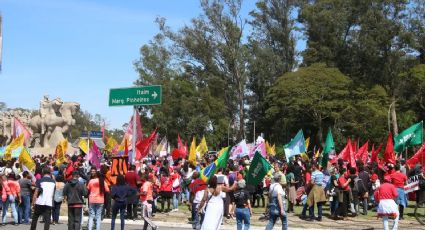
[306,162,327,221]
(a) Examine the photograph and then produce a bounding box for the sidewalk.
[51,212,424,230]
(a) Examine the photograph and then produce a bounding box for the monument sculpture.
[0,96,80,149]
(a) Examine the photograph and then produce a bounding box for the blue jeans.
[265,212,287,230]
[88,203,103,230]
[111,202,126,230]
[172,192,180,210]
[18,195,31,224]
[330,198,339,216]
[191,203,204,230]
[235,208,250,230]
[52,201,62,223]
[309,202,322,219]
[2,195,18,224]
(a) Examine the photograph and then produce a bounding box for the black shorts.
[160,191,173,199]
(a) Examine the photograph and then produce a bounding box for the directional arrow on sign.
[152,91,158,99]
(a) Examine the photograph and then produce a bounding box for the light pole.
[227,118,234,146]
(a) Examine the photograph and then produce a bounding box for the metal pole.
[131,108,137,165]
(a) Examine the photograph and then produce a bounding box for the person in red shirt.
[335,168,352,220]
[390,164,407,220]
[124,165,140,220]
[159,169,173,212]
[374,176,399,230]
[170,167,181,212]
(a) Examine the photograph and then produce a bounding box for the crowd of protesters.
[0,149,422,230]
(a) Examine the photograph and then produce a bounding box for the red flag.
[177,134,188,157]
[370,143,383,163]
[135,129,157,160]
[406,143,425,169]
[383,133,396,164]
[13,117,31,144]
[349,139,357,168]
[356,141,369,164]
[339,138,351,161]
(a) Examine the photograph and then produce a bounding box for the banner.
[246,151,272,186]
[404,174,420,193]
[394,121,423,153]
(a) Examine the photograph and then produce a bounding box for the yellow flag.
[266,141,276,156]
[78,138,89,154]
[315,149,321,159]
[300,152,309,161]
[305,137,310,151]
[196,136,208,157]
[188,137,197,165]
[56,139,68,166]
[117,137,129,152]
[4,134,25,161]
[19,147,35,171]
[105,136,118,152]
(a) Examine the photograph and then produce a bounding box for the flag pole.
[131,107,137,165]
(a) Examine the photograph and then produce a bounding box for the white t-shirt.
[194,190,205,204]
[269,182,285,197]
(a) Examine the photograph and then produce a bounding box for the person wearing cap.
[233,179,252,230]
[265,173,287,230]
[390,164,408,220]
[63,170,88,230]
[374,175,399,230]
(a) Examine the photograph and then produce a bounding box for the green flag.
[321,128,335,169]
[215,146,230,169]
[394,121,423,153]
[246,151,272,186]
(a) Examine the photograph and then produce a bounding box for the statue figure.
[0,96,79,148]
[39,95,50,134]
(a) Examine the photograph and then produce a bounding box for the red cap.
[370,174,378,182]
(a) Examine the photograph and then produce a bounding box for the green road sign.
[109,85,162,106]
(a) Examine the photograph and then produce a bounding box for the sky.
[0,0,303,130]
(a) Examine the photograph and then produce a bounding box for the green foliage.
[266,63,351,144]
[131,0,425,152]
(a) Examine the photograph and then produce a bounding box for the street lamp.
[228,118,234,146]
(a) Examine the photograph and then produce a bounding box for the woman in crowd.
[87,171,109,230]
[198,175,235,230]
[159,169,173,212]
[286,163,297,213]
[328,167,339,218]
[52,175,65,225]
[111,175,137,230]
[171,166,181,212]
[233,179,252,230]
[336,168,352,220]
[375,175,399,230]
[265,173,287,230]
[2,173,19,226]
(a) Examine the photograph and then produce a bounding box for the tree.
[299,0,417,135]
[266,63,351,144]
[246,0,298,141]
[158,0,249,140]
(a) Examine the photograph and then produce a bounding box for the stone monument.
[0,96,80,150]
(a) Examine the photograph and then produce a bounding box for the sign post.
[109,86,162,164]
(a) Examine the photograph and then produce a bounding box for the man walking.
[63,170,88,230]
[18,171,33,224]
[30,168,56,230]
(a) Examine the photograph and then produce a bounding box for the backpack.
[354,178,366,194]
